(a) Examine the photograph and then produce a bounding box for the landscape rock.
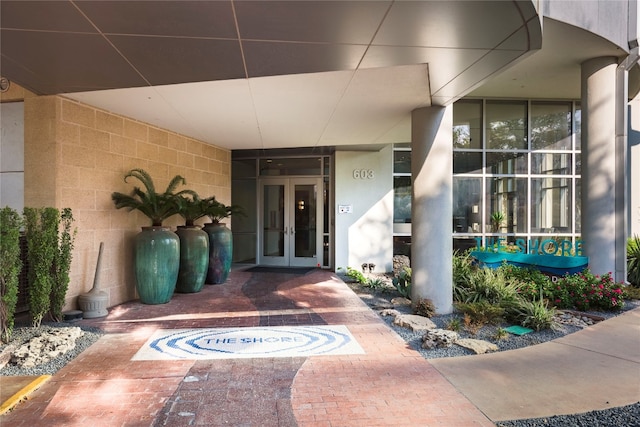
[372,301,394,310]
[554,311,602,328]
[379,308,401,317]
[391,297,412,307]
[392,255,410,276]
[455,338,498,354]
[393,314,436,332]
[11,327,84,368]
[421,329,459,349]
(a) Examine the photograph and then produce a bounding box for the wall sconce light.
[297,200,305,210]
[0,77,10,93]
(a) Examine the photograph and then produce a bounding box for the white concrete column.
[630,99,640,238]
[581,57,626,280]
[411,106,453,314]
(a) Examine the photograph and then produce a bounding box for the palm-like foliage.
[111,169,190,226]
[176,193,212,226]
[202,197,245,224]
[628,235,640,286]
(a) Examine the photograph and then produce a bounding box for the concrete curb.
[0,375,51,415]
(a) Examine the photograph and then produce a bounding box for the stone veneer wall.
[22,94,230,311]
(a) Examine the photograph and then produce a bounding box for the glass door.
[260,178,321,267]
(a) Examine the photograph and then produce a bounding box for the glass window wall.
[394,99,582,255]
[453,99,581,253]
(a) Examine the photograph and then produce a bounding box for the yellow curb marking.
[0,375,51,415]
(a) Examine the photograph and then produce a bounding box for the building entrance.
[259,177,322,267]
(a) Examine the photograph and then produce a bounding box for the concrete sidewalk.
[430,305,640,422]
[1,268,638,426]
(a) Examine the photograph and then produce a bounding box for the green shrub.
[0,207,22,343]
[546,269,624,311]
[365,277,387,291]
[24,207,60,327]
[461,267,519,305]
[392,267,412,299]
[445,317,462,332]
[50,208,76,323]
[628,235,640,286]
[345,267,367,284]
[493,327,509,340]
[452,250,474,301]
[499,264,551,302]
[413,298,435,318]
[455,301,504,328]
[508,298,557,331]
[623,284,640,300]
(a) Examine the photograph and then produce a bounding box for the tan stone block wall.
[0,81,36,102]
[23,95,231,312]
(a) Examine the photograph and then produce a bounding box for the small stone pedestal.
[78,241,109,319]
[78,290,108,318]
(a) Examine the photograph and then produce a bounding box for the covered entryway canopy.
[1,0,541,150]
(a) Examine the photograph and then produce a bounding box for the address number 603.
[353,169,375,179]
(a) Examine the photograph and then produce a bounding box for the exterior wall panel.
[334,148,393,273]
[543,0,632,52]
[20,93,231,311]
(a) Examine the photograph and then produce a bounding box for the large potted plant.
[174,194,210,293]
[202,198,244,284]
[111,169,187,304]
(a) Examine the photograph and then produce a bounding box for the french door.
[259,178,321,267]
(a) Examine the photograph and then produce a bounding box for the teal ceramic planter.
[134,226,179,304]
[203,222,232,284]
[175,226,209,293]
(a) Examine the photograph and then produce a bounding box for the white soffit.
[66,64,432,150]
[249,70,354,149]
[319,64,431,145]
[153,80,259,148]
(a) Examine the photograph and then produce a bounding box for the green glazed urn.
[175,225,209,293]
[134,226,179,304]
[203,222,232,284]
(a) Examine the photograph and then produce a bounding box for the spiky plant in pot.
[201,197,245,284]
[111,169,190,304]
[174,193,212,293]
[111,168,191,226]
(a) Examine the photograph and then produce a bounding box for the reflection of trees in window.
[487,152,527,174]
[575,178,581,233]
[393,151,411,173]
[531,102,571,150]
[453,100,482,149]
[486,101,527,150]
[453,152,482,174]
[531,153,571,175]
[394,176,412,224]
[531,178,571,232]
[453,177,481,233]
[486,177,527,233]
[453,125,471,149]
[575,107,581,150]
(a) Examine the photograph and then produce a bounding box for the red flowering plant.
[545,269,625,311]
